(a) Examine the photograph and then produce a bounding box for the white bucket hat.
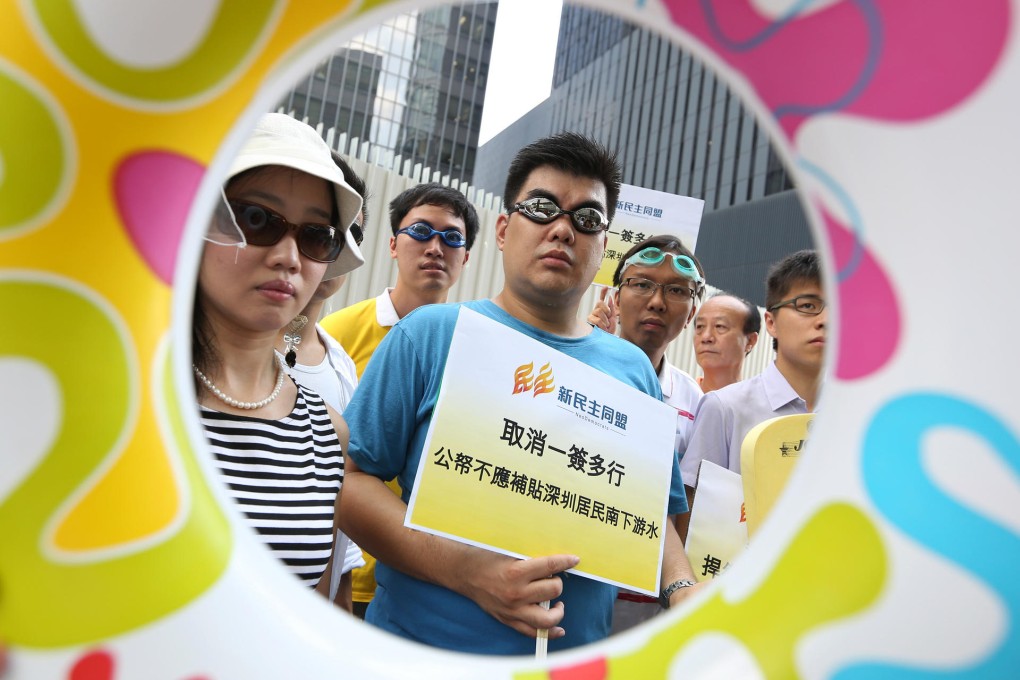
[227,113,365,279]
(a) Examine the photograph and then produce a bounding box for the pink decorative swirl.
[823,208,900,380]
[664,0,1011,137]
[114,151,205,285]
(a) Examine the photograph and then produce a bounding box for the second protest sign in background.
[594,184,705,288]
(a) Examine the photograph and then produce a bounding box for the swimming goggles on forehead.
[509,197,609,234]
[622,247,704,285]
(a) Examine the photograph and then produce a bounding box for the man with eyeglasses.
[587,236,707,481]
[338,132,702,654]
[679,250,826,516]
[321,181,479,618]
[587,235,707,632]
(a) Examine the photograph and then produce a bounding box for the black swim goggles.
[508,197,609,234]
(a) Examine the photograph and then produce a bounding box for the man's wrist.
[658,578,697,609]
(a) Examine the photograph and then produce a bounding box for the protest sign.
[685,460,747,582]
[594,184,704,287]
[741,414,814,538]
[406,308,676,594]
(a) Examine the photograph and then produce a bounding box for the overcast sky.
[477,0,563,145]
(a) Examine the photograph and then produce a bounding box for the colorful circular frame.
[2,0,1019,677]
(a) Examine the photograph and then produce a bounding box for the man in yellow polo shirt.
[321,182,479,617]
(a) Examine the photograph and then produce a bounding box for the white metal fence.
[311,122,776,382]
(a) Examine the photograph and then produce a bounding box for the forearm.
[675,485,696,543]
[314,552,334,600]
[338,460,577,638]
[336,571,354,613]
[337,462,479,594]
[660,520,705,608]
[314,486,344,601]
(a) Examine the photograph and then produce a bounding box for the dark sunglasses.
[227,200,345,263]
[396,222,467,248]
[508,197,608,234]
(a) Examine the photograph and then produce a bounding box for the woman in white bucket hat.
[193,113,364,595]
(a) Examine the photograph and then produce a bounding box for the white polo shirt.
[659,358,703,470]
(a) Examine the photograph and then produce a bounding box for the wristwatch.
[658,578,697,609]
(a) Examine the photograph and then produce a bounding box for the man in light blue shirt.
[680,250,826,527]
[339,133,703,655]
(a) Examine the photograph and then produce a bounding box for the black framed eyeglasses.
[768,295,826,316]
[227,200,344,262]
[395,222,467,248]
[508,197,608,234]
[620,277,697,302]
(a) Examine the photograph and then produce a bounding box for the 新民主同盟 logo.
[512,361,555,397]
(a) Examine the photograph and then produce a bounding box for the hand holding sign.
[454,552,580,640]
[587,286,618,334]
[341,456,578,641]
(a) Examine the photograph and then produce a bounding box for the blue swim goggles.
[622,246,704,285]
[395,222,467,248]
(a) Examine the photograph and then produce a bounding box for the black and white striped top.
[200,383,343,587]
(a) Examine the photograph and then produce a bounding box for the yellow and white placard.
[405,307,676,594]
[594,183,705,287]
[685,461,747,582]
[741,414,813,538]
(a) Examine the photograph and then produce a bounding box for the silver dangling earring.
[283,315,308,368]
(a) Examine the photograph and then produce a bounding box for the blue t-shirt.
[344,299,687,655]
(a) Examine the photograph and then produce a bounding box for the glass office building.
[472,4,808,305]
[553,5,793,212]
[279,3,497,182]
[476,5,793,214]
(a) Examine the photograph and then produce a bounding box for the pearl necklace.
[193,356,286,410]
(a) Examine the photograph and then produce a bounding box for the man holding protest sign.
[339,133,702,655]
[588,235,707,461]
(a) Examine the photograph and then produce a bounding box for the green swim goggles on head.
[622,247,704,285]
